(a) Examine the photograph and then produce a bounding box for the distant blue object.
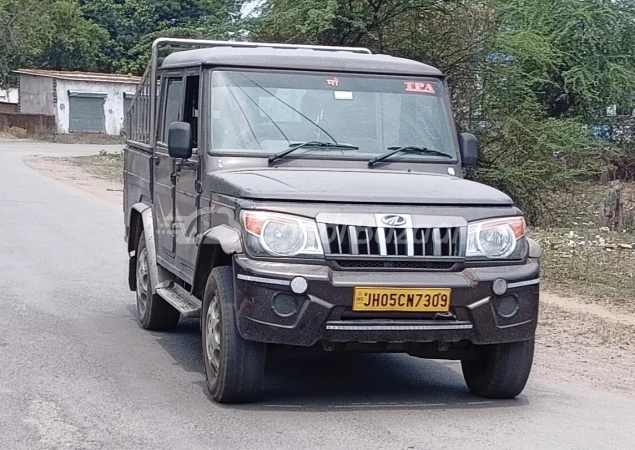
[591,124,612,140]
[487,53,515,63]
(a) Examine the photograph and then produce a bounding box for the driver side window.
[160,77,184,144]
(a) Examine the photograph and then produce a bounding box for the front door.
[154,76,184,261]
[174,75,201,279]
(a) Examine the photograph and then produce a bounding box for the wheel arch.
[128,203,157,292]
[192,225,242,299]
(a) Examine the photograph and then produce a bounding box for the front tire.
[202,266,266,403]
[461,338,535,399]
[135,232,180,330]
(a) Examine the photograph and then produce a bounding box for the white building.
[14,69,141,135]
[0,88,18,104]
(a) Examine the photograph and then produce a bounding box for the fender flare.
[199,224,242,255]
[192,225,242,297]
[131,202,161,293]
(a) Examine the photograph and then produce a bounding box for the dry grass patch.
[531,227,635,312]
[68,151,123,184]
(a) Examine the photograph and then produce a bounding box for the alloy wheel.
[136,247,149,318]
[205,294,222,380]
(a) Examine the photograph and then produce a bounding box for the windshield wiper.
[368,146,452,167]
[268,141,359,166]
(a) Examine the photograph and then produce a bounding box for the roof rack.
[126,38,372,148]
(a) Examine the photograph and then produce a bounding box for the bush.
[470,114,606,224]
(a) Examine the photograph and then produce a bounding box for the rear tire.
[202,266,266,403]
[135,232,180,330]
[461,338,534,399]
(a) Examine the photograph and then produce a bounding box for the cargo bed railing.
[125,38,372,149]
[125,64,152,148]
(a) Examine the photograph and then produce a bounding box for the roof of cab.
[160,46,444,77]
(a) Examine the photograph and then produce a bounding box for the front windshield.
[211,70,457,162]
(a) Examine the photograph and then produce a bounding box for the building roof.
[14,69,141,85]
[161,46,444,77]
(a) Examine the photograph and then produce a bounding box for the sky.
[240,0,265,18]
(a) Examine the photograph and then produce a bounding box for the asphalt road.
[1,141,634,450]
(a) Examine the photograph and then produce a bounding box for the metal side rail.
[155,282,202,318]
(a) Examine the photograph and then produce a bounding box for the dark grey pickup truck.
[124,38,542,403]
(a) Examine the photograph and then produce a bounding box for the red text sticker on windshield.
[404,81,436,94]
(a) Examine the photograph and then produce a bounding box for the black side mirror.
[459,132,479,167]
[168,122,193,159]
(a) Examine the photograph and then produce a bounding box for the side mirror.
[168,122,193,159]
[459,132,479,167]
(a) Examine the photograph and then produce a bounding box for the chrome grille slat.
[432,228,442,256]
[420,229,426,256]
[392,229,398,255]
[323,224,463,259]
[335,225,343,254]
[377,227,388,256]
[348,226,359,255]
[406,228,415,256]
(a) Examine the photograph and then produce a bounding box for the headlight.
[467,217,526,259]
[241,211,324,257]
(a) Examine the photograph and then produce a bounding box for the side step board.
[155,282,202,318]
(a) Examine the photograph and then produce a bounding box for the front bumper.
[233,256,540,347]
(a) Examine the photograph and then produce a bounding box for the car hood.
[209,168,512,205]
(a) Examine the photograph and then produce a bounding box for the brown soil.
[537,294,635,394]
[24,156,123,204]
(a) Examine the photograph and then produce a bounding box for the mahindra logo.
[381,215,408,227]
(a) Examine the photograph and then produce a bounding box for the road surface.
[0,141,633,450]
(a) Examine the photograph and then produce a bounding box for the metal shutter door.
[69,95,105,133]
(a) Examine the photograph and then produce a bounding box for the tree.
[78,0,244,73]
[491,0,635,122]
[467,0,635,222]
[34,0,109,71]
[0,0,108,84]
[254,0,467,51]
[0,0,49,86]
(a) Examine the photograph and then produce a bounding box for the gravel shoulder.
[24,153,635,398]
[537,295,635,395]
[24,155,123,204]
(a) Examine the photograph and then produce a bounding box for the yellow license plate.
[353,288,451,312]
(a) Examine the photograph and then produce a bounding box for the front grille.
[335,260,456,270]
[322,224,463,258]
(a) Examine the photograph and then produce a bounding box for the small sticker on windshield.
[326,77,340,87]
[334,91,353,100]
[404,82,437,94]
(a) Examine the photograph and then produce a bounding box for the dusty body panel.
[208,168,512,205]
[123,144,152,240]
[234,255,539,347]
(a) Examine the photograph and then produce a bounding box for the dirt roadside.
[24,155,123,204]
[24,154,635,396]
